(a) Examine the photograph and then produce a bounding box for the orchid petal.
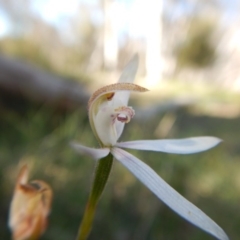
[111,147,229,240]
[70,142,110,160]
[116,137,222,154]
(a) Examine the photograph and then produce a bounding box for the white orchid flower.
[72,55,228,240]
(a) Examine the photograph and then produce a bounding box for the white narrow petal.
[116,137,222,154]
[70,142,110,160]
[111,148,229,240]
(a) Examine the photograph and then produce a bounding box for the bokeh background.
[0,0,240,239]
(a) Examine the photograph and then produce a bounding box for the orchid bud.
[9,165,52,240]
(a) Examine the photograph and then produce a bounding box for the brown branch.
[0,55,89,110]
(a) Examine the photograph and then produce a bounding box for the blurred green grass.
[1,94,240,240]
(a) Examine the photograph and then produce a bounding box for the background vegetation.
[0,0,240,240]
[1,90,240,240]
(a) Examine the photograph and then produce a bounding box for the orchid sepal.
[70,142,110,160]
[116,137,222,154]
[111,147,229,240]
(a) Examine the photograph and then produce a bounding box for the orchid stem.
[76,153,113,240]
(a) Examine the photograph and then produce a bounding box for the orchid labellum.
[71,55,228,240]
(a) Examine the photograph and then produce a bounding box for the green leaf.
[76,153,113,240]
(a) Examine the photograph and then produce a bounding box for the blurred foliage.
[0,37,54,70]
[0,35,95,84]
[0,5,99,83]
[176,18,216,69]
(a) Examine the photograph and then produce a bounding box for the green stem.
[76,153,113,240]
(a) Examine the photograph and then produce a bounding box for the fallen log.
[0,55,196,118]
[0,55,89,110]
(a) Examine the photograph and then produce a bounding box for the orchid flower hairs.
[71,55,228,240]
